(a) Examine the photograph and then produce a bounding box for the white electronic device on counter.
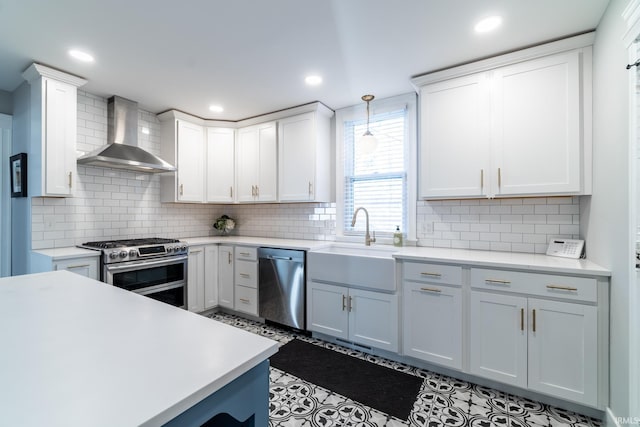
[546,238,585,259]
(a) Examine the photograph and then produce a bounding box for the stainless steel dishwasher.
[258,247,305,330]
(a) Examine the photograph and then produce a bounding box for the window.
[336,94,416,242]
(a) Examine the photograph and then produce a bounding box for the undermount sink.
[307,244,397,292]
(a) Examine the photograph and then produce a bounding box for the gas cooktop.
[80,238,181,250]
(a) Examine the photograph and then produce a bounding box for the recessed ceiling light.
[209,105,224,113]
[474,15,502,33]
[68,49,94,63]
[305,75,323,86]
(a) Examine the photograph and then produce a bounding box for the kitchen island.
[0,270,278,427]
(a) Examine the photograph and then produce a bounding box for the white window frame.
[335,93,417,245]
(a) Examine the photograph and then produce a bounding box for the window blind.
[343,108,407,237]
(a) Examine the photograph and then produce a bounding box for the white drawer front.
[235,260,257,288]
[235,285,258,315]
[403,261,462,286]
[470,268,597,303]
[235,246,257,261]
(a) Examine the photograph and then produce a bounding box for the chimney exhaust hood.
[77,96,176,173]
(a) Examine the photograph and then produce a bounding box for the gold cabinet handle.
[532,309,536,332]
[256,185,259,197]
[348,296,353,312]
[480,169,484,191]
[420,287,442,293]
[498,167,502,188]
[485,278,511,284]
[251,185,255,197]
[420,272,442,277]
[239,298,250,304]
[68,171,72,188]
[230,186,233,198]
[239,252,251,257]
[239,273,250,278]
[546,285,578,291]
[342,294,346,311]
[228,252,232,264]
[190,249,202,254]
[179,184,184,196]
[520,308,524,331]
[65,264,90,270]
[308,181,313,197]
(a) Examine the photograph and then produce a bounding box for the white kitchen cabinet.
[415,40,592,199]
[206,127,235,203]
[236,122,277,202]
[307,280,398,352]
[159,112,206,203]
[22,63,87,197]
[402,262,463,369]
[469,267,599,407]
[218,245,234,309]
[30,249,99,280]
[187,244,218,313]
[278,107,333,202]
[234,246,258,316]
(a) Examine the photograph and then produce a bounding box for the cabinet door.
[278,113,315,201]
[44,78,77,196]
[527,298,597,406]
[307,281,348,340]
[187,247,205,312]
[53,257,99,280]
[348,288,398,352]
[177,120,205,202]
[206,127,235,203]
[419,73,491,198]
[470,291,527,388]
[492,51,581,196]
[218,245,234,308]
[236,126,259,202]
[203,245,219,310]
[403,282,462,369]
[256,122,277,202]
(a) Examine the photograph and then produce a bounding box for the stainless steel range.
[80,238,189,308]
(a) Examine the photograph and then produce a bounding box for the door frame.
[0,113,12,277]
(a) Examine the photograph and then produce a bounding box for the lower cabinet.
[469,268,599,407]
[218,245,234,309]
[187,245,218,313]
[402,281,462,369]
[53,257,100,280]
[30,251,100,280]
[234,246,258,316]
[307,280,398,352]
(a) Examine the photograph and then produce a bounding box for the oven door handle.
[106,254,188,273]
[136,281,185,296]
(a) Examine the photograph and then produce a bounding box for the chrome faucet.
[351,207,376,246]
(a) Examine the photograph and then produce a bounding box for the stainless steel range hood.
[77,96,176,173]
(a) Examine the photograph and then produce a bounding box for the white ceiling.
[0,0,610,121]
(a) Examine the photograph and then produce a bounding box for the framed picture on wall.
[10,153,27,198]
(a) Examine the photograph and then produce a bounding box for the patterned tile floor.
[209,312,603,427]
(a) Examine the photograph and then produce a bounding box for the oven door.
[104,255,188,308]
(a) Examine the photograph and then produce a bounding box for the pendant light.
[359,94,378,154]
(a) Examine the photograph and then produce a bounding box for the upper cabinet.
[413,33,593,200]
[278,105,333,202]
[22,63,87,197]
[236,122,277,203]
[206,127,235,203]
[158,102,334,205]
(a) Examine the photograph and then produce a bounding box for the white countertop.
[183,235,329,251]
[32,246,101,259]
[0,271,278,427]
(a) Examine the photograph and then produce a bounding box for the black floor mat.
[269,339,423,421]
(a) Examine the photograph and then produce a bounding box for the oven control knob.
[181,245,187,252]
[119,250,128,258]
[109,251,118,259]
[129,250,137,258]
[166,246,173,253]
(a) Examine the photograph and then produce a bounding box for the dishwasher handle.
[265,255,293,261]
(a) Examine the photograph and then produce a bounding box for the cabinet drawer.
[470,268,597,303]
[403,262,462,286]
[235,246,257,261]
[235,260,257,288]
[235,285,258,315]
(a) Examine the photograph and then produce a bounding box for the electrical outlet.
[45,217,55,230]
[423,221,434,234]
